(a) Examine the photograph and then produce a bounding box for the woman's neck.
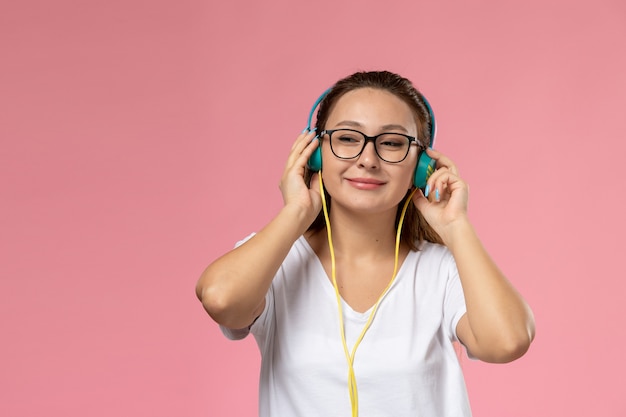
[322,206,400,260]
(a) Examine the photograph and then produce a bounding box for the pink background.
[2,0,625,415]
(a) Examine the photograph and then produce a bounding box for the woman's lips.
[346,177,386,190]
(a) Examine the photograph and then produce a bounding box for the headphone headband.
[306,88,332,131]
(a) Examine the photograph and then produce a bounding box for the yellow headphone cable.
[317,172,418,417]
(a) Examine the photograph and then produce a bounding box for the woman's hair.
[304,70,443,250]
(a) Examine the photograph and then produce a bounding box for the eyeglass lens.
[329,130,411,163]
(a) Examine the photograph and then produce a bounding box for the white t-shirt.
[222,236,471,417]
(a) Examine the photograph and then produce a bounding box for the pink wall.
[2,0,625,415]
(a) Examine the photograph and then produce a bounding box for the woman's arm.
[445,219,535,363]
[196,205,310,329]
[195,130,321,329]
[413,149,535,363]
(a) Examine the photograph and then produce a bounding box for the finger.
[440,160,459,176]
[309,172,322,194]
[412,187,431,212]
[286,131,319,169]
[426,148,459,176]
[291,128,318,152]
[298,135,320,166]
[427,170,459,202]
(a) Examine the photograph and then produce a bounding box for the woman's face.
[320,87,419,217]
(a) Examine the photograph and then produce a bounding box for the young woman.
[196,71,535,416]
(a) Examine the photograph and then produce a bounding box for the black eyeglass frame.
[321,128,424,163]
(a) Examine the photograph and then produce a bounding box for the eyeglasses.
[322,129,421,163]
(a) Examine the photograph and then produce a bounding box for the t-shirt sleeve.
[220,284,274,347]
[442,251,467,344]
[220,324,252,340]
[441,250,480,360]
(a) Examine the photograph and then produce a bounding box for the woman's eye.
[338,135,360,143]
[380,140,403,147]
[379,136,406,148]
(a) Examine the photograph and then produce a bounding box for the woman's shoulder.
[302,228,326,257]
[415,240,454,263]
[417,239,447,252]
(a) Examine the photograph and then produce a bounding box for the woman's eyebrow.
[334,120,364,128]
[380,124,409,133]
[333,120,409,133]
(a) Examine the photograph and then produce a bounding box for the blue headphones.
[305,88,437,189]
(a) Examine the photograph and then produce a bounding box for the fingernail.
[302,127,310,134]
[311,127,317,132]
[424,184,430,197]
[435,188,440,201]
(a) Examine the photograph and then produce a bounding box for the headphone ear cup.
[413,150,436,189]
[307,147,322,172]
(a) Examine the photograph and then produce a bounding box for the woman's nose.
[357,141,380,168]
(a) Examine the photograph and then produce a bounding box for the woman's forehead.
[326,88,417,132]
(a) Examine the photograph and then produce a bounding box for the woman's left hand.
[411,148,469,242]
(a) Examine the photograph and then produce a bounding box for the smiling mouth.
[346,178,386,189]
[348,178,385,185]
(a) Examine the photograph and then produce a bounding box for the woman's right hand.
[279,129,323,226]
